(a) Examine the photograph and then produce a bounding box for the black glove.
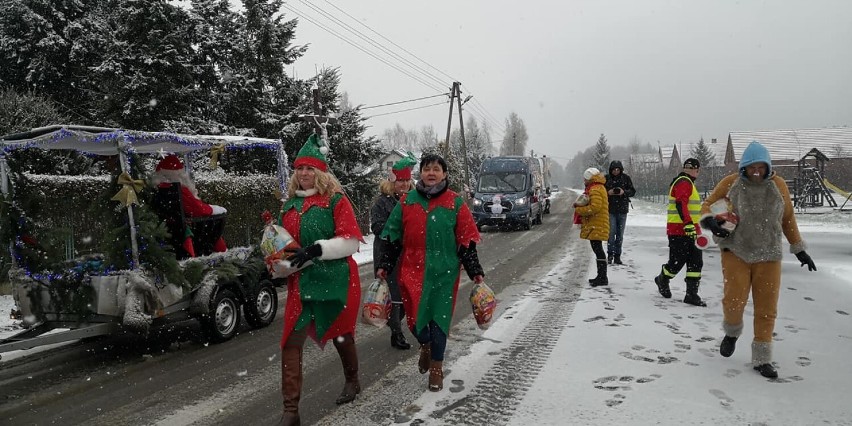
[287,243,322,268]
[795,251,817,271]
[458,241,485,280]
[700,216,730,238]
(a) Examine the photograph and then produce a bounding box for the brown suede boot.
[333,333,361,405]
[281,346,302,426]
[418,344,431,374]
[428,360,443,392]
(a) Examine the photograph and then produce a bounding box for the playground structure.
[790,148,841,209]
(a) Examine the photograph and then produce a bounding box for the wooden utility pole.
[443,84,456,157]
[455,82,471,194]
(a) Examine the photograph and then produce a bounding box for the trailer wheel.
[244,280,278,328]
[202,289,241,343]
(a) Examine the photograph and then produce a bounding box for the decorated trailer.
[0,125,287,358]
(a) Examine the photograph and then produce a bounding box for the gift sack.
[259,221,310,278]
[361,278,391,327]
[470,281,497,330]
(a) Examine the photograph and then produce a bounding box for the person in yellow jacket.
[699,141,817,379]
[654,158,707,306]
[574,167,610,286]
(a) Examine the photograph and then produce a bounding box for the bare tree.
[499,112,528,156]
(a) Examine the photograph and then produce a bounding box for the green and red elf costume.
[279,135,364,348]
[379,182,483,341]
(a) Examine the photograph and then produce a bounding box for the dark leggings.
[590,240,606,261]
[414,320,448,361]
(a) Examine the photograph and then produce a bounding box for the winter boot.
[683,279,707,307]
[389,303,411,350]
[752,341,778,379]
[720,336,738,357]
[654,271,672,298]
[428,360,444,392]
[613,255,623,265]
[720,322,743,357]
[590,260,608,287]
[607,254,614,264]
[418,344,431,374]
[281,345,303,426]
[333,334,361,405]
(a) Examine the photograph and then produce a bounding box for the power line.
[296,0,449,90]
[364,101,448,119]
[470,97,503,128]
[293,2,508,142]
[323,0,458,83]
[361,92,449,110]
[281,3,444,93]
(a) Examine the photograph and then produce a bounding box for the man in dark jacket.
[604,160,636,264]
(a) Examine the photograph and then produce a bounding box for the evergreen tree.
[444,129,467,193]
[0,87,68,135]
[690,137,717,167]
[593,133,611,171]
[462,116,491,190]
[83,0,202,129]
[499,112,528,156]
[0,0,95,114]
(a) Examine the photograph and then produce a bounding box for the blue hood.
[739,141,772,178]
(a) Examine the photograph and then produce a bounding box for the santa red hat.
[156,154,184,171]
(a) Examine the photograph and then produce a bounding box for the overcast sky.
[282,0,852,164]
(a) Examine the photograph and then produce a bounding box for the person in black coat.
[370,154,417,349]
[604,160,636,264]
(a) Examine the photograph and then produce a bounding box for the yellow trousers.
[721,250,782,343]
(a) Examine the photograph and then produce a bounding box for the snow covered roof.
[728,127,852,162]
[0,125,281,155]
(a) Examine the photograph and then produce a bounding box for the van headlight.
[514,197,526,206]
[472,199,482,206]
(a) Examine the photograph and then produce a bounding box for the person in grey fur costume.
[700,141,817,379]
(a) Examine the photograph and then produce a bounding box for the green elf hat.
[390,152,417,181]
[293,134,328,172]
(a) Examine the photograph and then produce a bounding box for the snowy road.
[0,193,581,425]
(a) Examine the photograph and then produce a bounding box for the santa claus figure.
[151,154,228,254]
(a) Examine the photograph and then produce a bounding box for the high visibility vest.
[666,176,700,224]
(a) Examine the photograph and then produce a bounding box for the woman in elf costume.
[376,153,485,392]
[370,152,417,350]
[279,135,364,426]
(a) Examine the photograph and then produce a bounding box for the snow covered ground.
[397,191,852,425]
[3,193,851,425]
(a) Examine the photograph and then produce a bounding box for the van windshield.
[478,172,527,193]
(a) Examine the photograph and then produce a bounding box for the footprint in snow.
[709,389,735,408]
[838,310,849,316]
[795,357,811,367]
[698,347,716,358]
[804,296,815,302]
[449,379,465,393]
[584,315,606,322]
[724,369,741,378]
[772,375,804,383]
[594,375,659,407]
[605,394,626,407]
